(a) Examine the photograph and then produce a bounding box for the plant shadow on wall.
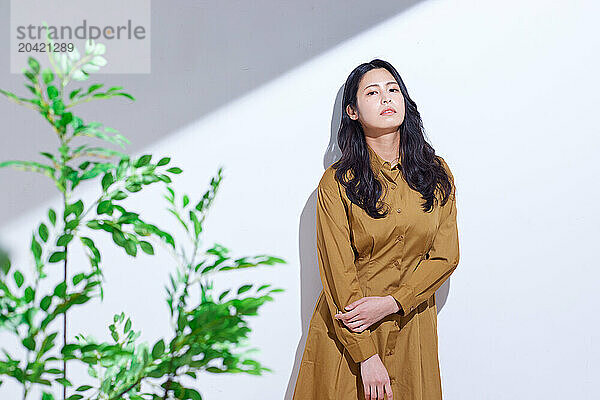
[0,33,286,400]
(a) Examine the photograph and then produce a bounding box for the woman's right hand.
[360,353,393,399]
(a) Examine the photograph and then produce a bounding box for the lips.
[380,107,396,115]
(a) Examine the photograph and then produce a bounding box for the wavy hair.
[332,58,453,218]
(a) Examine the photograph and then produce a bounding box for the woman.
[292,59,460,400]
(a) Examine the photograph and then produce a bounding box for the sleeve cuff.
[344,335,378,363]
[391,283,416,317]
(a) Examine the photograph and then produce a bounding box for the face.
[346,68,406,133]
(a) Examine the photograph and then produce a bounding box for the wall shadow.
[0,0,424,225]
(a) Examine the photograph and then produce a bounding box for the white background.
[1,1,599,399]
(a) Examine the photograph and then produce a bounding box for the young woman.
[292,59,460,400]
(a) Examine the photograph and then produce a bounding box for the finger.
[338,309,359,322]
[370,384,376,400]
[345,318,365,330]
[352,322,369,332]
[347,313,363,322]
[384,380,393,399]
[347,297,368,310]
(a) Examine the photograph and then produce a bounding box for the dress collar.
[366,143,400,174]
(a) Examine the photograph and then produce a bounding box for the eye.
[367,91,377,95]
[390,88,399,92]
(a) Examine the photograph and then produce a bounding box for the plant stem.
[62,189,69,400]
[22,382,29,400]
[108,375,144,400]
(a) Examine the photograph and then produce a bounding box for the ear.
[346,104,358,120]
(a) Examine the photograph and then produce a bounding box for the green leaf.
[114,92,135,101]
[97,200,112,215]
[69,88,82,100]
[49,251,66,263]
[31,235,42,262]
[48,208,57,225]
[65,200,84,219]
[24,286,35,302]
[28,57,40,74]
[54,282,66,298]
[72,273,85,286]
[111,230,127,247]
[71,294,90,305]
[47,85,59,100]
[125,183,142,192]
[14,270,24,288]
[111,330,118,342]
[139,241,154,255]
[157,157,170,166]
[38,223,49,242]
[182,195,189,208]
[52,99,65,115]
[57,234,73,247]
[106,86,124,93]
[166,167,182,174]
[87,83,104,94]
[23,336,36,351]
[158,174,172,183]
[101,172,114,191]
[64,219,79,231]
[41,68,54,84]
[185,388,203,400]
[134,154,151,168]
[237,284,252,295]
[86,220,102,230]
[151,339,165,358]
[0,160,55,179]
[124,239,137,256]
[55,377,72,387]
[40,295,52,311]
[75,385,93,392]
[112,190,128,201]
[190,211,202,237]
[59,112,73,127]
[218,289,230,302]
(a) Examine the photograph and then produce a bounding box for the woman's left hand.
[334,295,400,333]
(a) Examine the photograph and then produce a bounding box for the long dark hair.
[333,58,453,218]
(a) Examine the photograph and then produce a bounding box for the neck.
[364,130,401,164]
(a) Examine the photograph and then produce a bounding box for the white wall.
[1,1,598,399]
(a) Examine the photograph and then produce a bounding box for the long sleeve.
[391,160,460,316]
[315,183,378,363]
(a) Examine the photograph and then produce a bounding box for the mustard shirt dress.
[293,144,460,400]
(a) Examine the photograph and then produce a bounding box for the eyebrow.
[363,81,398,91]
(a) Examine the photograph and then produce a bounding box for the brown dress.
[293,144,460,399]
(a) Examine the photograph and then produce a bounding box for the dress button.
[395,235,404,242]
[390,377,396,384]
[393,260,399,266]
[396,208,402,213]
[390,183,397,189]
